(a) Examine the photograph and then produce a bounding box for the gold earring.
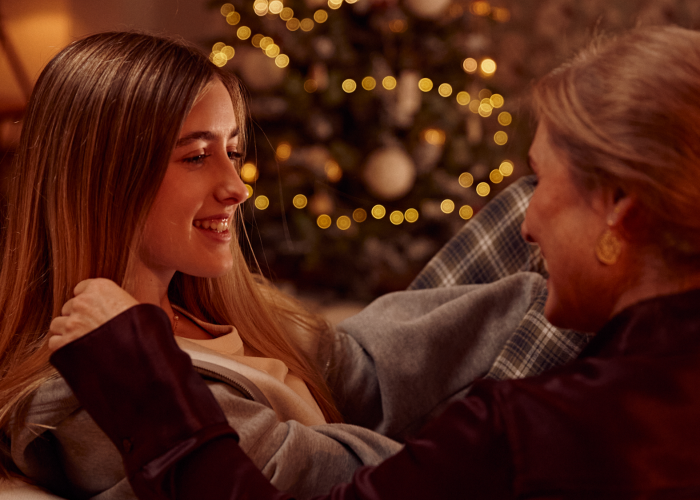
[595,229,621,265]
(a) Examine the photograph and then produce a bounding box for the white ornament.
[363,146,416,201]
[403,0,451,19]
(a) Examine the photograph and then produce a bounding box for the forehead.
[179,79,237,134]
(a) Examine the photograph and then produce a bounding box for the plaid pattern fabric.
[409,175,592,381]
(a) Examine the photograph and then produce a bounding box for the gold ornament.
[595,229,622,265]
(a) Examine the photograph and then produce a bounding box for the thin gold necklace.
[172,313,180,334]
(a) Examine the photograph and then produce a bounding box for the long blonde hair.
[0,32,341,472]
[531,26,700,267]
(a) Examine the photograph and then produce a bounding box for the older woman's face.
[521,124,615,332]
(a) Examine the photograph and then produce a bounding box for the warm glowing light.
[275,54,290,68]
[293,194,307,209]
[280,7,294,20]
[337,216,352,230]
[255,196,270,210]
[481,58,497,75]
[317,214,332,229]
[418,78,434,92]
[499,160,514,176]
[304,79,318,93]
[342,79,357,93]
[463,58,478,73]
[438,83,452,97]
[265,44,281,58]
[498,112,512,126]
[213,42,226,53]
[276,142,292,160]
[382,76,397,90]
[469,100,480,113]
[286,18,300,30]
[456,91,471,105]
[405,208,419,223]
[328,0,342,9]
[210,52,227,67]
[346,0,358,4]
[494,131,508,145]
[226,12,241,25]
[371,205,386,219]
[269,0,284,14]
[459,172,474,188]
[478,102,493,117]
[221,46,235,60]
[237,26,252,40]
[424,128,446,146]
[241,163,259,182]
[314,9,328,23]
[259,36,272,49]
[362,76,376,90]
[441,199,455,214]
[459,205,474,220]
[251,35,263,48]
[479,89,492,99]
[489,169,504,184]
[221,3,235,16]
[300,18,314,31]
[490,94,504,108]
[470,1,491,16]
[254,0,269,16]
[492,7,511,22]
[353,208,367,222]
[389,19,407,33]
[476,182,491,197]
[390,211,404,225]
[325,160,343,182]
[245,184,254,198]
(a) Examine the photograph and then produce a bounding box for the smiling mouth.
[193,219,230,233]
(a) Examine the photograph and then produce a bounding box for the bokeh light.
[424,128,446,146]
[293,194,308,209]
[353,208,367,222]
[438,83,452,97]
[265,44,281,57]
[362,76,376,90]
[337,216,352,230]
[328,0,342,9]
[213,42,225,52]
[459,205,474,220]
[418,78,434,92]
[325,160,343,182]
[254,0,269,16]
[220,3,235,16]
[459,172,474,188]
[300,18,314,31]
[255,195,270,210]
[499,160,514,176]
[304,79,318,93]
[478,100,493,117]
[494,131,508,145]
[269,0,283,14]
[240,163,259,182]
[342,79,357,93]
[221,46,235,59]
[259,36,272,49]
[287,18,301,30]
[390,211,404,225]
[405,208,419,223]
[237,27,251,40]
[456,91,471,105]
[481,58,497,75]
[244,184,254,198]
[275,54,290,68]
[489,169,504,184]
[226,12,241,25]
[314,9,328,23]
[317,214,332,229]
[371,204,386,219]
[280,7,294,20]
[276,142,292,160]
[476,182,491,197]
[382,76,397,90]
[470,1,491,16]
[490,94,504,108]
[463,58,478,73]
[441,199,455,214]
[498,112,512,126]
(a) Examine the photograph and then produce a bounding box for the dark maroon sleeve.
[50,304,514,500]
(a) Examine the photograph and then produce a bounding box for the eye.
[183,154,209,164]
[228,151,243,162]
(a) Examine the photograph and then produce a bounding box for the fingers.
[73,279,92,296]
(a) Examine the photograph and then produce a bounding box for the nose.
[521,217,535,243]
[214,155,249,206]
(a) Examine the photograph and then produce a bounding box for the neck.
[128,260,176,323]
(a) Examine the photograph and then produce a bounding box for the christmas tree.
[205,0,699,300]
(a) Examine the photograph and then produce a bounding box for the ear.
[607,188,637,238]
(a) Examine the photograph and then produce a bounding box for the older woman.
[47,24,700,498]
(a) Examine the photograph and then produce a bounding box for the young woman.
[0,31,561,499]
[47,25,700,499]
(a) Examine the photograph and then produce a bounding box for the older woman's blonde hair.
[532,25,700,267]
[0,32,341,473]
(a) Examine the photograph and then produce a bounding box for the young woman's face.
[138,79,248,281]
[521,123,615,332]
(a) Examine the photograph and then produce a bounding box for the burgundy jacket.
[50,289,700,499]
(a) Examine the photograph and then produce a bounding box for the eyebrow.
[175,128,239,148]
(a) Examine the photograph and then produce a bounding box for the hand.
[48,278,139,352]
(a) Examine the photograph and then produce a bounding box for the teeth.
[194,220,201,228]
[194,219,230,232]
[216,221,224,231]
[202,220,211,229]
